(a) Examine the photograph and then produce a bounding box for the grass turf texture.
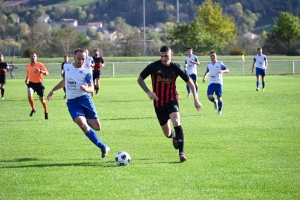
[0,75,299,199]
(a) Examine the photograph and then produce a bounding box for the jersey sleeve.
[86,73,93,84]
[221,62,228,70]
[174,63,189,82]
[40,63,49,76]
[139,64,152,79]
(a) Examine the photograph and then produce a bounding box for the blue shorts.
[256,68,266,76]
[189,74,197,82]
[207,83,222,97]
[66,94,98,121]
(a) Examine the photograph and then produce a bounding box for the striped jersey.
[64,62,93,99]
[140,60,189,107]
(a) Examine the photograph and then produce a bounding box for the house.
[103,31,117,41]
[37,14,50,23]
[73,25,97,34]
[87,22,103,28]
[1,0,29,8]
[61,18,78,27]
[243,32,259,40]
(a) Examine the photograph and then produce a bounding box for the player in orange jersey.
[25,53,49,119]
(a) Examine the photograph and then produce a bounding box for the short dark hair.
[74,48,86,54]
[210,51,216,55]
[187,47,192,50]
[159,46,171,53]
[257,47,262,50]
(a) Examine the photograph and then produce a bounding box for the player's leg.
[186,74,192,97]
[95,77,100,95]
[156,105,177,149]
[261,70,266,91]
[216,84,223,115]
[36,83,48,119]
[84,95,101,131]
[191,74,198,94]
[27,83,36,116]
[207,84,218,110]
[68,97,109,158]
[256,68,261,91]
[0,82,5,99]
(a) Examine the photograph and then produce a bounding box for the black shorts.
[0,75,6,84]
[93,70,101,80]
[155,100,180,126]
[27,82,45,97]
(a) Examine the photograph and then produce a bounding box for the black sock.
[174,125,184,152]
[1,88,4,97]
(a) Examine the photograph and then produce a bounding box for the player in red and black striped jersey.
[0,54,8,99]
[92,48,104,95]
[137,46,202,162]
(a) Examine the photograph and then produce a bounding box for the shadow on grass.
[0,157,117,168]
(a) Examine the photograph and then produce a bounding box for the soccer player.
[184,47,200,98]
[92,48,104,95]
[202,51,229,115]
[9,61,16,79]
[137,45,202,162]
[47,48,110,158]
[0,54,8,99]
[252,47,268,91]
[25,53,49,119]
[61,55,69,99]
[85,49,95,96]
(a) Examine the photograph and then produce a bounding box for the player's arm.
[186,78,202,111]
[202,68,209,83]
[38,64,49,76]
[137,76,158,100]
[264,58,268,70]
[252,59,256,73]
[47,79,65,100]
[220,65,229,74]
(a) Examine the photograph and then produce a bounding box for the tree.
[167,0,236,54]
[273,12,300,44]
[196,0,236,47]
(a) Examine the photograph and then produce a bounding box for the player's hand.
[34,68,40,74]
[47,90,55,101]
[80,85,88,92]
[202,78,206,83]
[147,92,159,101]
[219,70,223,74]
[195,100,202,111]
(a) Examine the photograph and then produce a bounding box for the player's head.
[0,54,3,62]
[74,48,87,68]
[94,48,100,56]
[257,47,263,55]
[187,47,193,55]
[209,51,217,62]
[160,46,173,66]
[64,55,69,62]
[30,53,37,63]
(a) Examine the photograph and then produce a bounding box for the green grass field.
[1,75,300,199]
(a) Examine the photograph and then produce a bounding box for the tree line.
[0,0,299,57]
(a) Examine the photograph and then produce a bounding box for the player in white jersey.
[47,48,110,158]
[184,47,200,98]
[202,52,229,115]
[252,47,268,91]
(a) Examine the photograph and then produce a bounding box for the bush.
[23,47,38,58]
[229,48,246,55]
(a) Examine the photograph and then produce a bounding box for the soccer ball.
[115,151,131,166]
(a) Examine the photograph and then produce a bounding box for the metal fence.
[6,60,300,79]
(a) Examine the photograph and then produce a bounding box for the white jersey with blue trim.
[254,54,267,69]
[64,62,93,99]
[206,61,228,86]
[185,54,199,75]
[85,56,94,68]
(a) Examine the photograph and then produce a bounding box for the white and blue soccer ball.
[115,151,131,166]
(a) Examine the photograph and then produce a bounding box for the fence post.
[292,61,294,74]
[112,63,115,78]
